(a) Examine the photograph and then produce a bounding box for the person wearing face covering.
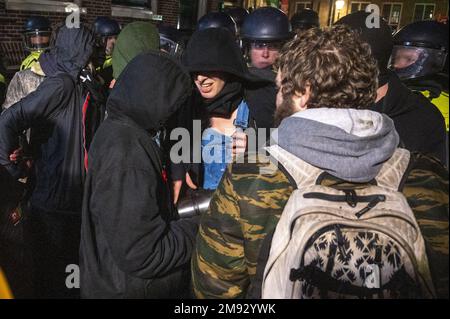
[336,11,446,165]
[0,24,99,298]
[79,52,199,299]
[171,28,270,203]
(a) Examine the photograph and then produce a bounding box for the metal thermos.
[176,189,214,218]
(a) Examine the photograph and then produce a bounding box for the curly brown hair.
[275,24,379,110]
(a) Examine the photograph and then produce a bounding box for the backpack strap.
[264,145,325,188]
[375,148,411,191]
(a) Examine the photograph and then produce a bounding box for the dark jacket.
[0,26,96,214]
[246,67,277,131]
[374,72,446,163]
[80,52,199,299]
[170,28,274,185]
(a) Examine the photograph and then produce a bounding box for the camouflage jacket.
[2,63,45,110]
[192,151,449,299]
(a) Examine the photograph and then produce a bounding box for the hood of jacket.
[273,107,400,183]
[106,51,192,132]
[39,25,95,79]
[183,28,268,84]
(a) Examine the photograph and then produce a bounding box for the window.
[413,3,436,21]
[111,0,150,7]
[349,2,370,14]
[178,0,198,30]
[382,2,403,31]
[295,1,313,11]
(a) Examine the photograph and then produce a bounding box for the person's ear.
[292,87,310,111]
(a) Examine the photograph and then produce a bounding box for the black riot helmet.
[241,7,293,42]
[290,9,319,32]
[23,16,52,51]
[224,7,249,29]
[197,12,238,37]
[158,25,184,57]
[390,20,449,79]
[93,17,121,37]
[93,17,121,57]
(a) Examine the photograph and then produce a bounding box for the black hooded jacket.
[80,52,199,298]
[374,72,446,163]
[171,28,273,184]
[0,26,97,214]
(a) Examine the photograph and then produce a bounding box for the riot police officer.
[241,7,293,70]
[390,21,449,133]
[290,9,320,33]
[239,7,293,136]
[158,25,185,58]
[20,16,52,71]
[197,11,238,37]
[93,17,121,87]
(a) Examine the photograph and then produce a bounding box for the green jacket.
[192,151,449,299]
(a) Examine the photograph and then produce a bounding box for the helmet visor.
[24,30,51,51]
[160,36,183,57]
[389,45,448,79]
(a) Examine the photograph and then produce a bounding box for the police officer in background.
[390,20,449,167]
[390,21,449,131]
[241,7,294,130]
[241,7,293,72]
[290,8,320,33]
[20,16,52,71]
[93,16,121,88]
[158,25,185,58]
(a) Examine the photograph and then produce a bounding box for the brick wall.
[159,0,179,26]
[0,0,224,73]
[0,0,69,70]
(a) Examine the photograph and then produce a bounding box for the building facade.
[0,0,224,71]
[288,0,449,30]
[1,0,448,71]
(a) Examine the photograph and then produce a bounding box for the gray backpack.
[261,145,436,299]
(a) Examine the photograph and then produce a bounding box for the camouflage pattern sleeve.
[2,69,44,110]
[403,153,449,298]
[2,72,23,110]
[191,153,293,299]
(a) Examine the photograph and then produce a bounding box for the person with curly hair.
[191,25,448,299]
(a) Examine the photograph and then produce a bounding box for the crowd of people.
[0,6,448,299]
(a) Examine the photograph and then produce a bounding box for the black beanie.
[336,11,393,86]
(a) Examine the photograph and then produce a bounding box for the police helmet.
[94,17,121,37]
[158,25,184,57]
[197,12,238,36]
[224,7,249,28]
[390,20,449,79]
[290,9,319,32]
[23,16,52,51]
[241,7,293,42]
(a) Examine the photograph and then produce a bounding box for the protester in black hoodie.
[171,28,269,200]
[80,51,199,299]
[0,25,98,298]
[337,11,446,164]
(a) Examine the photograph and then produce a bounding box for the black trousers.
[25,207,81,299]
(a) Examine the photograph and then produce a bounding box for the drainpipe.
[151,0,158,14]
[198,0,207,20]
